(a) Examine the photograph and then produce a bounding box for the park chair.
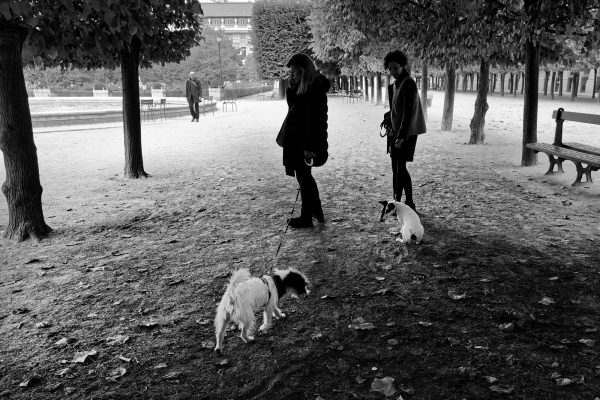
[222,92,238,112]
[140,99,155,122]
[201,96,215,116]
[157,98,167,121]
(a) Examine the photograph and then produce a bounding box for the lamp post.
[217,37,223,88]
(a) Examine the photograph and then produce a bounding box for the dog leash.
[273,187,301,266]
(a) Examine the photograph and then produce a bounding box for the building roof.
[201,2,254,17]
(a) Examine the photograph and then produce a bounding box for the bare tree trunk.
[592,68,597,99]
[421,63,428,121]
[121,37,148,179]
[500,73,505,96]
[376,73,382,106]
[441,63,455,131]
[469,59,489,144]
[0,25,51,241]
[509,72,514,94]
[522,39,539,166]
[543,70,549,96]
[550,70,556,100]
[520,72,525,94]
[513,73,519,97]
[570,72,579,102]
[558,71,564,96]
[580,73,587,92]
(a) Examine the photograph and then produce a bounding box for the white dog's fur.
[214,268,309,353]
[379,200,424,244]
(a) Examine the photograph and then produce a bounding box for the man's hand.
[393,138,405,149]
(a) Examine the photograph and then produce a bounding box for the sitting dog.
[379,200,424,244]
[214,268,309,353]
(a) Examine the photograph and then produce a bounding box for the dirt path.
[1,93,599,399]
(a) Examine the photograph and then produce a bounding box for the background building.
[201,1,255,57]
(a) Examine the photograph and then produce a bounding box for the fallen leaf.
[35,321,51,329]
[375,276,386,281]
[164,371,182,379]
[19,376,41,388]
[498,323,514,332]
[71,349,97,363]
[356,376,366,384]
[311,333,323,341]
[555,378,573,386]
[117,355,131,362]
[349,317,375,330]
[106,335,130,346]
[418,321,433,327]
[483,376,498,383]
[139,321,158,329]
[489,385,514,394]
[214,358,229,367]
[387,339,399,346]
[579,338,595,347]
[153,363,168,369]
[55,368,70,377]
[539,297,555,306]
[200,341,215,349]
[448,289,466,300]
[106,367,126,381]
[550,372,561,379]
[326,358,350,375]
[371,377,397,397]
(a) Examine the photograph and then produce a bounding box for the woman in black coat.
[384,50,426,211]
[279,53,330,228]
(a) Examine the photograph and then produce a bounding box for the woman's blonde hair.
[287,53,317,95]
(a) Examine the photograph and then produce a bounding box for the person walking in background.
[384,50,426,212]
[186,71,202,122]
[277,53,330,228]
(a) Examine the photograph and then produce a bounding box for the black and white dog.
[379,200,424,244]
[214,268,309,353]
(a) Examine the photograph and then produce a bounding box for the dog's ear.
[378,200,388,206]
[387,203,395,211]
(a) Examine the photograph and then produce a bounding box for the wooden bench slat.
[526,143,600,166]
[562,142,600,157]
[552,110,600,125]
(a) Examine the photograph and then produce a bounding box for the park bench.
[526,108,600,185]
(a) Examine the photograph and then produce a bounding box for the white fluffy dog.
[214,268,309,353]
[379,200,424,244]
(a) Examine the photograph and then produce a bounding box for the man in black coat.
[186,71,202,122]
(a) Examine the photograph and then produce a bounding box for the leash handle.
[304,157,314,167]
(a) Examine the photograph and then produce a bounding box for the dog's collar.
[271,275,286,299]
[260,276,272,300]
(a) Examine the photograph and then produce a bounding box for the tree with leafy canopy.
[520,0,600,166]
[0,1,202,241]
[252,0,312,98]
[139,27,242,91]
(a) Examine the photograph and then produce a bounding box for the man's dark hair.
[384,50,408,69]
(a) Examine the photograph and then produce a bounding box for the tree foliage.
[252,0,312,80]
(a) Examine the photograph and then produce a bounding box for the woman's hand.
[393,138,405,149]
[304,150,316,160]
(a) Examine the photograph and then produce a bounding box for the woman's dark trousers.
[295,164,323,222]
[391,153,413,205]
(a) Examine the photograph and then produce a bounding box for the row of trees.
[1,1,203,241]
[251,0,600,162]
[24,27,257,94]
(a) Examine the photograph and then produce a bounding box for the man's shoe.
[288,217,313,228]
[191,118,195,122]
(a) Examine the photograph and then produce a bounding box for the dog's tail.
[215,268,252,323]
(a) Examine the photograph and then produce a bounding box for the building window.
[237,18,248,27]
[210,18,221,26]
[224,18,235,26]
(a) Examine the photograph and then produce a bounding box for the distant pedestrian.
[384,50,426,212]
[186,71,202,122]
[277,53,330,228]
